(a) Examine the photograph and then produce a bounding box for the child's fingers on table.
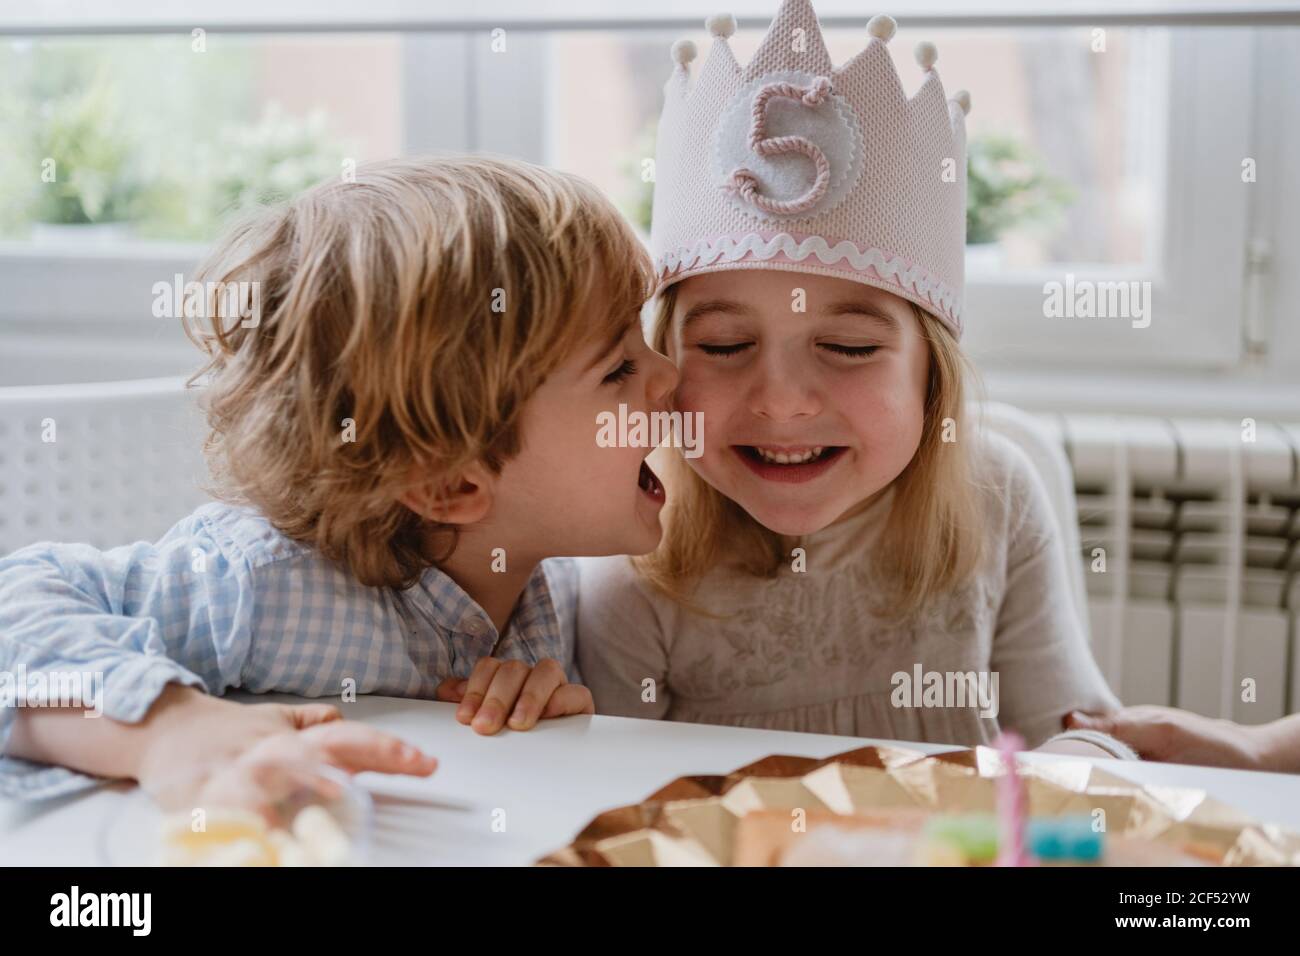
[1066,710,1146,749]
[470,660,532,735]
[506,660,565,731]
[298,722,439,776]
[283,702,344,729]
[435,678,469,703]
[1065,711,1111,731]
[540,683,595,719]
[456,658,503,724]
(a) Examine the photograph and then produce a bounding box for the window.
[0,4,1291,391]
[0,32,408,384]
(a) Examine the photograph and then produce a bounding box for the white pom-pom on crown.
[706,13,737,38]
[915,40,938,70]
[867,14,896,42]
[953,89,971,115]
[671,39,698,66]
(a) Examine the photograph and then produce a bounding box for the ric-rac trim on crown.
[655,231,961,325]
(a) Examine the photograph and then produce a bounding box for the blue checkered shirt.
[0,502,578,800]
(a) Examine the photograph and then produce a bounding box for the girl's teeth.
[755,446,826,464]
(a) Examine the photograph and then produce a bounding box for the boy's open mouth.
[638,460,665,501]
[734,445,846,483]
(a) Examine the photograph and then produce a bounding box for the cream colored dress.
[575,431,1120,749]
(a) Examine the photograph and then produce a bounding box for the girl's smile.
[667,269,931,536]
[733,444,848,483]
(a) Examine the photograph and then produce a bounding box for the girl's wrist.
[1039,728,1141,761]
[1034,737,1115,760]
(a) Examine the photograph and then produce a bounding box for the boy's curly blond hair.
[184,155,652,589]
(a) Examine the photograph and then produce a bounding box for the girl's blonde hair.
[184,155,652,589]
[634,281,985,621]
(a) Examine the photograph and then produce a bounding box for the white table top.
[4,694,1300,866]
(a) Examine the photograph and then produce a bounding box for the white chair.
[0,376,212,555]
[980,400,1091,641]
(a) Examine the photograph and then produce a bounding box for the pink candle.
[994,730,1034,867]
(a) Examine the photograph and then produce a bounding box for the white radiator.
[1038,414,1300,724]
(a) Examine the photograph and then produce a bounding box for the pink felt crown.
[650,1,971,337]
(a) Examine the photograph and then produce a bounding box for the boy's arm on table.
[8,681,437,820]
[0,514,435,802]
[0,514,234,798]
[574,555,674,720]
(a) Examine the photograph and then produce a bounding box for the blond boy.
[0,156,676,808]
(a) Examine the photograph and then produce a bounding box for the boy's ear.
[399,461,495,526]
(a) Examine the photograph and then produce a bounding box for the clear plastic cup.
[99,763,373,866]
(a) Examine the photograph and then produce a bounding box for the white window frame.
[961,28,1253,370]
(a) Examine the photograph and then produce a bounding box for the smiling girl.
[574,3,1133,759]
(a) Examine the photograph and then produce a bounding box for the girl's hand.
[435,658,594,735]
[1065,706,1270,770]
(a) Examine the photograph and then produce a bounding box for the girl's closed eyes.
[685,300,899,365]
[693,341,881,358]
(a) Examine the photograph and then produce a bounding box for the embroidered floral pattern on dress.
[671,562,997,702]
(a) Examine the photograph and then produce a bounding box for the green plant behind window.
[208,104,350,216]
[965,132,1074,245]
[30,77,141,224]
[0,40,346,241]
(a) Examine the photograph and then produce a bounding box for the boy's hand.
[186,720,438,827]
[1065,706,1269,770]
[435,658,593,735]
[136,687,438,818]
